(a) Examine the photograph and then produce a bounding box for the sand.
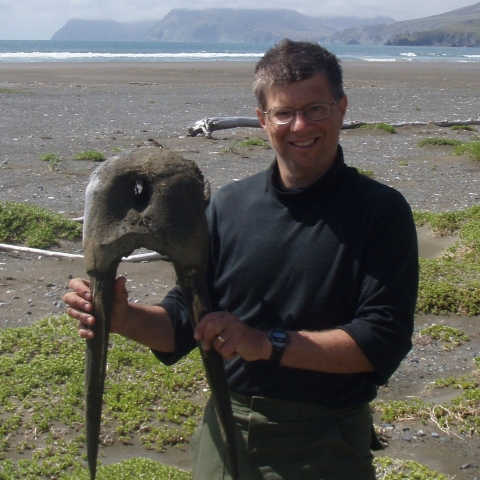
[1,60,480,478]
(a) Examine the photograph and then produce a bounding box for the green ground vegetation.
[357,169,374,177]
[450,125,477,132]
[374,457,452,480]
[353,123,397,134]
[0,316,456,479]
[73,151,106,162]
[220,137,271,156]
[0,316,205,479]
[417,138,463,147]
[418,137,480,161]
[414,206,480,316]
[0,87,20,94]
[453,142,480,161]
[373,355,480,439]
[39,153,63,171]
[0,201,82,249]
[420,325,469,349]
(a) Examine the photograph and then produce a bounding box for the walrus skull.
[82,148,237,480]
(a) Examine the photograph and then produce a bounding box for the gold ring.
[217,335,226,343]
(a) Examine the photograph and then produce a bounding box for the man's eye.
[307,105,328,115]
[273,109,292,119]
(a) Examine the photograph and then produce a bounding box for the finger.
[79,326,95,340]
[64,291,92,311]
[195,311,229,340]
[68,277,91,301]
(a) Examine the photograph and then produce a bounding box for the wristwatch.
[268,328,290,365]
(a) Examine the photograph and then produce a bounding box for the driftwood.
[187,117,261,138]
[186,117,480,137]
[0,243,168,262]
[343,119,480,129]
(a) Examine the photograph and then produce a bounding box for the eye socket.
[133,178,150,210]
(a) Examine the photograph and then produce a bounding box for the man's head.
[253,39,345,110]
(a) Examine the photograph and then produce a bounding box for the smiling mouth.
[291,138,317,147]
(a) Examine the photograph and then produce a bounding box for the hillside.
[331,2,480,46]
[50,9,393,43]
[51,19,158,41]
[148,8,333,43]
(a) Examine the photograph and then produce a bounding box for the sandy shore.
[1,60,480,478]
[2,60,480,86]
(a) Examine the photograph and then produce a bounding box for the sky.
[0,0,476,40]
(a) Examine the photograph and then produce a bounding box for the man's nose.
[290,110,311,130]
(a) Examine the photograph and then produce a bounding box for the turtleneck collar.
[267,146,347,202]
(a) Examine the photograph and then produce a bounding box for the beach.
[1,60,480,478]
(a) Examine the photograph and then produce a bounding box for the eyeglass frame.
[262,100,338,125]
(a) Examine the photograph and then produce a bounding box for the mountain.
[319,16,395,31]
[50,10,392,43]
[50,6,480,46]
[51,19,158,41]
[330,2,480,46]
[148,8,335,43]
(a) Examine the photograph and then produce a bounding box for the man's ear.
[338,95,348,117]
[256,108,267,130]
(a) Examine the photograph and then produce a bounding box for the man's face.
[256,72,347,188]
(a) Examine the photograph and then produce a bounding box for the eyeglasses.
[263,100,338,125]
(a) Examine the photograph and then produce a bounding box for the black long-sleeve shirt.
[155,147,418,408]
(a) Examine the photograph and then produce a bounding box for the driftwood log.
[186,116,261,138]
[186,116,480,137]
[0,243,168,262]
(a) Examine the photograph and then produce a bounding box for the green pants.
[191,393,376,480]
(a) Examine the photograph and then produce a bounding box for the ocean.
[0,40,480,63]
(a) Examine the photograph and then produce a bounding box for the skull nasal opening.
[133,178,151,210]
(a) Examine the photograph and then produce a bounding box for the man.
[65,39,418,479]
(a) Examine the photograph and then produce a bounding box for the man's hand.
[194,312,271,362]
[63,276,129,339]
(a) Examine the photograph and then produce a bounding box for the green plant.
[234,138,270,148]
[414,206,480,316]
[73,150,106,162]
[420,325,469,348]
[0,316,205,478]
[357,169,374,177]
[417,138,463,147]
[0,201,82,248]
[453,142,480,161]
[40,152,63,171]
[0,87,18,94]
[450,124,477,132]
[354,123,397,134]
[374,457,451,479]
[398,160,408,167]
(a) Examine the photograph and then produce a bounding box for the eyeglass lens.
[268,103,333,124]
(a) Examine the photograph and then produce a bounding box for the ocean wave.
[0,51,263,61]
[360,58,396,62]
[400,52,417,57]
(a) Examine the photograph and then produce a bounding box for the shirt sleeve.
[339,192,419,385]
[151,286,197,366]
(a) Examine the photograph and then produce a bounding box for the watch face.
[271,331,288,341]
[269,328,290,346]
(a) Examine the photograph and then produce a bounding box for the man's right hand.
[63,276,129,339]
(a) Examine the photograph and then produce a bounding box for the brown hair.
[253,39,345,109]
